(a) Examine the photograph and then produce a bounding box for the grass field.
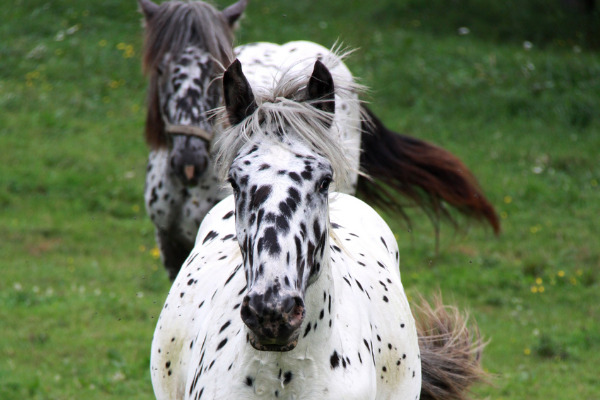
[1,0,599,399]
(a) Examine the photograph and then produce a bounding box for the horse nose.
[241,292,305,344]
[170,150,209,186]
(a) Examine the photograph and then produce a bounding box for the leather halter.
[165,123,214,142]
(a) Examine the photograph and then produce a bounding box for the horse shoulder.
[329,194,421,399]
[152,196,241,399]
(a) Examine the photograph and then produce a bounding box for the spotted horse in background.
[138,0,500,280]
[150,59,486,400]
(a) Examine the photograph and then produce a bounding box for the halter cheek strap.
[164,123,214,142]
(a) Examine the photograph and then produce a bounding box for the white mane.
[213,50,365,191]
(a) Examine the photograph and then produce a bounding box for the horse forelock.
[141,1,234,73]
[214,53,364,191]
[142,1,235,148]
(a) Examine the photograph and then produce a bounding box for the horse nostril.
[240,295,259,330]
[286,296,305,330]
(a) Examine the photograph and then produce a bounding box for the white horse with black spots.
[150,58,485,400]
[138,0,500,280]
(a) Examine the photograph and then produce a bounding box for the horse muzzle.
[241,292,305,352]
[168,136,210,186]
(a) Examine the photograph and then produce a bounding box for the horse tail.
[357,105,500,234]
[413,294,488,400]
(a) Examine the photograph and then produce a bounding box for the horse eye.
[318,177,332,194]
[228,178,240,195]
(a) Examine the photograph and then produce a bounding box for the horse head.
[139,0,248,186]
[221,59,338,351]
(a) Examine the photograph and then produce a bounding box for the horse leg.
[156,228,191,281]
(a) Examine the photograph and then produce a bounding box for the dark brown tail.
[413,295,488,400]
[357,105,500,235]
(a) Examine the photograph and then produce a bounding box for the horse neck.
[290,237,339,352]
[307,248,336,326]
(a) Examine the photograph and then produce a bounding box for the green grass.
[1,0,598,399]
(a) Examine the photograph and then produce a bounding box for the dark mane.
[141,1,235,148]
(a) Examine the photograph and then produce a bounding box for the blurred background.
[1,0,598,398]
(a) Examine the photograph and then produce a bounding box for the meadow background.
[1,0,599,399]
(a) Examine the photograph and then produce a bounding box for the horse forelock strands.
[215,61,364,190]
[413,293,489,400]
[215,100,354,190]
[141,1,235,148]
[141,1,235,74]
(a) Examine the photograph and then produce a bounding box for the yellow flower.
[535,277,543,285]
[123,45,135,58]
[503,195,512,204]
[132,204,140,213]
[530,225,541,234]
[538,286,545,293]
[501,211,508,220]
[524,348,531,356]
[117,42,127,50]
[557,270,565,278]
[150,247,161,259]
[530,286,538,293]
[570,277,578,285]
[139,245,147,252]
[98,39,107,47]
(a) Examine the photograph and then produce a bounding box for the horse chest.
[190,338,377,400]
[152,196,421,400]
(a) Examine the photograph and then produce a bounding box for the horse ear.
[223,59,257,126]
[222,0,248,26]
[307,60,335,114]
[138,0,159,21]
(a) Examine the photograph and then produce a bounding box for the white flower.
[66,25,80,35]
[458,27,470,36]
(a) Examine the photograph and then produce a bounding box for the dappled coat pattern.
[151,59,421,399]
[151,57,486,400]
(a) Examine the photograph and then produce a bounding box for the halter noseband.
[165,123,214,142]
